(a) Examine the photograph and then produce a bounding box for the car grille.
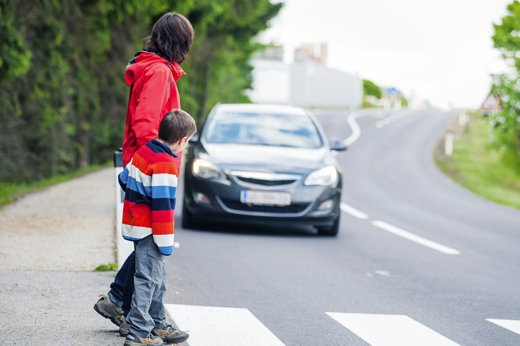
[220,199,309,214]
[229,171,301,187]
[235,176,297,186]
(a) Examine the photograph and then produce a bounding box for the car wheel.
[317,213,340,236]
[181,199,196,229]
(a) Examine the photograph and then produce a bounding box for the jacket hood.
[125,51,185,86]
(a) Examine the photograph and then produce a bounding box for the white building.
[248,45,362,109]
[248,59,291,104]
[290,61,362,109]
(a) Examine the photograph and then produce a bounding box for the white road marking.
[375,111,413,128]
[165,304,285,346]
[326,313,460,346]
[340,202,369,219]
[487,319,520,335]
[371,220,460,255]
[374,270,390,277]
[341,110,459,257]
[344,112,364,146]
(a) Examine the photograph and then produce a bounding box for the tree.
[363,79,382,99]
[491,0,520,155]
[179,0,282,118]
[0,0,282,183]
[362,79,382,108]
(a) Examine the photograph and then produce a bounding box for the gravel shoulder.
[0,168,115,271]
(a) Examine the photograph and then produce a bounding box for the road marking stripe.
[487,319,520,335]
[165,304,285,346]
[342,111,460,256]
[371,220,461,255]
[375,112,412,128]
[340,202,369,219]
[326,313,460,346]
[345,112,363,146]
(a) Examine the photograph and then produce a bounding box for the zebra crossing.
[165,304,520,346]
[487,319,520,335]
[326,313,458,346]
[164,304,284,346]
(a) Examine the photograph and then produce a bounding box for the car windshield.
[203,111,323,149]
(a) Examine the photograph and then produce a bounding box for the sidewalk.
[0,168,185,345]
[1,271,120,345]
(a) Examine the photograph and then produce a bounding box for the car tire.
[317,213,340,236]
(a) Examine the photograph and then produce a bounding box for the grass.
[435,113,520,210]
[0,162,111,208]
[94,262,118,272]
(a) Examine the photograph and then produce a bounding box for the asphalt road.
[165,109,520,346]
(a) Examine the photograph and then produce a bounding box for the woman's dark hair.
[146,12,194,64]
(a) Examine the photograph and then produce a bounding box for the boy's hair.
[159,109,197,145]
[145,12,194,64]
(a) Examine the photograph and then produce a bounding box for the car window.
[204,111,323,149]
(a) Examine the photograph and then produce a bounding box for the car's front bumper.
[183,175,341,227]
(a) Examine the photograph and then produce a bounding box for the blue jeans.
[126,235,168,337]
[109,251,135,316]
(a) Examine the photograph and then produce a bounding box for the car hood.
[199,143,334,173]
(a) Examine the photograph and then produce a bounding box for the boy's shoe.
[123,333,164,346]
[94,294,124,326]
[152,325,189,344]
[119,317,130,336]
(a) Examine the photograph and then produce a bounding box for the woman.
[94,12,194,346]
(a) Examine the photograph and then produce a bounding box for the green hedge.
[0,0,281,184]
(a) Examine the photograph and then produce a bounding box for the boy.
[119,109,196,346]
[94,12,193,332]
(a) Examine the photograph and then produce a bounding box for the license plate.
[240,190,291,206]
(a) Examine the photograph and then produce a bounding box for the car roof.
[214,103,308,117]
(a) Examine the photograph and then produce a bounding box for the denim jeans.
[108,251,135,316]
[126,235,168,337]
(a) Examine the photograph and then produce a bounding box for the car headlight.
[192,159,228,182]
[304,166,338,186]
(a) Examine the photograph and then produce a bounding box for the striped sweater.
[119,139,179,255]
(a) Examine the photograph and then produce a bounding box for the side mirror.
[329,138,348,152]
[189,133,200,143]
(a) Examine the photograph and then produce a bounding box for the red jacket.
[122,51,185,166]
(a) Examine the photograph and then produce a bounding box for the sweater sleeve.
[118,166,129,192]
[150,165,178,255]
[133,66,172,150]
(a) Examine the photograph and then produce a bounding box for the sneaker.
[119,317,130,336]
[124,333,164,346]
[152,325,189,344]
[94,294,124,327]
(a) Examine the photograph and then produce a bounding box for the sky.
[259,0,512,109]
